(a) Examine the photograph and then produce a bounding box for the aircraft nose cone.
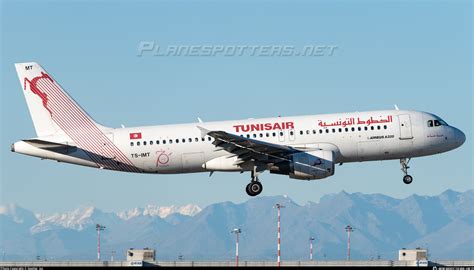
[457,129,466,146]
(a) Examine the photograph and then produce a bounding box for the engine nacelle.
[290,150,335,180]
[271,150,335,180]
[202,155,243,172]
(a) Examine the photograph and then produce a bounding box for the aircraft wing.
[199,127,298,165]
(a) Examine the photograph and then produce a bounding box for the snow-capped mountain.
[1,190,473,261]
[30,204,201,233]
[117,204,202,220]
[34,206,98,231]
[31,206,123,233]
[0,203,38,225]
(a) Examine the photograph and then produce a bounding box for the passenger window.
[345,128,348,132]
[306,130,310,135]
[202,137,205,141]
[290,131,294,136]
[175,139,179,143]
[371,126,375,131]
[332,129,336,133]
[300,131,304,135]
[273,132,276,137]
[169,140,173,144]
[143,141,147,146]
[130,142,134,147]
[189,138,192,143]
[326,129,329,133]
[182,139,186,143]
[351,127,355,132]
[384,125,387,130]
[377,126,381,130]
[313,130,317,134]
[427,120,433,127]
[247,134,251,138]
[364,127,368,131]
[338,128,342,133]
[358,127,361,131]
[319,130,323,134]
[163,140,166,144]
[259,133,263,138]
[195,138,199,142]
[266,133,270,137]
[253,134,257,138]
[156,140,160,145]
[150,141,153,145]
[137,142,141,146]
[208,137,212,141]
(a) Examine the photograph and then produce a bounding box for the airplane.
[11,62,466,197]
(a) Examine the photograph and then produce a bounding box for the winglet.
[394,104,400,111]
[197,117,204,123]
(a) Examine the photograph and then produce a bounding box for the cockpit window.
[428,118,448,127]
[438,119,448,126]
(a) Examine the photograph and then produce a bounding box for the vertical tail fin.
[14,62,108,137]
[14,62,140,173]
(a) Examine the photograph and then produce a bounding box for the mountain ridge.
[1,189,472,261]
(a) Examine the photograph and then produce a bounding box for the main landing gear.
[246,166,264,197]
[400,158,413,185]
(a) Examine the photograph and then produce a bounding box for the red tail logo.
[23,72,53,116]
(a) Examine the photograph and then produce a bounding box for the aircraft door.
[398,114,414,140]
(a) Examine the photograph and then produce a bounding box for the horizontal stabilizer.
[23,139,77,154]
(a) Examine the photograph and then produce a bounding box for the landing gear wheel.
[245,183,252,196]
[400,158,414,185]
[403,175,413,185]
[246,182,263,197]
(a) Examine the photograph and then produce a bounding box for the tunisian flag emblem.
[130,132,142,140]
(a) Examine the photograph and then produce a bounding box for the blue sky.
[1,0,472,214]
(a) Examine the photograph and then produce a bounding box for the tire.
[247,182,263,197]
[245,183,252,196]
[403,175,413,185]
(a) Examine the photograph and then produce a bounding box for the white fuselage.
[13,109,465,176]
[12,62,467,196]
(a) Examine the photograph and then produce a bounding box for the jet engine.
[270,150,335,180]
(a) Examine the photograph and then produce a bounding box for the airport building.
[398,248,428,261]
[126,248,155,262]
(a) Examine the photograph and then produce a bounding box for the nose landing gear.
[400,158,413,184]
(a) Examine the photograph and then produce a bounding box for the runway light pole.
[231,228,242,267]
[345,225,354,261]
[274,203,285,267]
[309,237,315,261]
[96,224,106,261]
